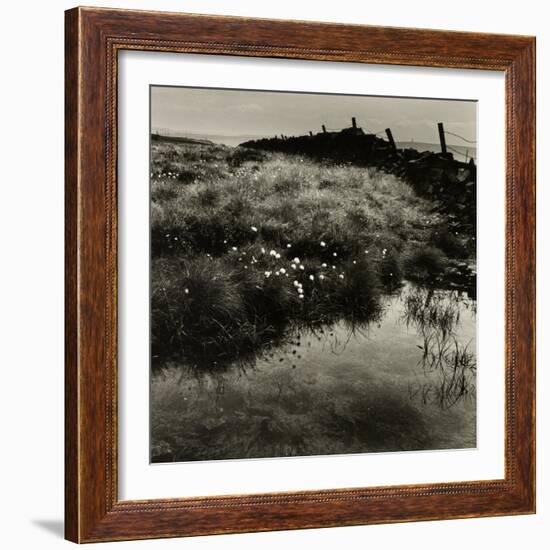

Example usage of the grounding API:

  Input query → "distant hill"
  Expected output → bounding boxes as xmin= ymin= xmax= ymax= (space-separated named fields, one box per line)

xmin=151 ymin=133 xmax=214 ymax=146
xmin=151 ymin=128 xmax=267 ymax=147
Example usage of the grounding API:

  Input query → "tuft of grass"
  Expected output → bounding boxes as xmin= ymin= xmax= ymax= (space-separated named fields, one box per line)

xmin=403 ymin=246 xmax=447 ymax=284
xmin=151 ymin=250 xmax=384 ymax=368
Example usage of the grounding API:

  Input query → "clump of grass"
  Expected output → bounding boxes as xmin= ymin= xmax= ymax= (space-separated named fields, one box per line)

xmin=196 ymin=185 xmax=220 ymax=207
xmin=403 ymin=246 xmax=447 ymax=284
xmin=402 ymin=287 xmax=461 ymax=339
xmin=378 ymin=251 xmax=403 ymax=291
xmin=152 ymin=249 xmax=385 ymax=367
xmin=226 ymin=147 xmax=267 ymax=167
xmin=151 ymin=256 xmax=247 ymax=362
xmin=334 ymin=259 xmax=382 ymax=322
xmin=430 ymin=226 xmax=470 ymax=259
xmin=410 ymin=335 xmax=476 ymax=409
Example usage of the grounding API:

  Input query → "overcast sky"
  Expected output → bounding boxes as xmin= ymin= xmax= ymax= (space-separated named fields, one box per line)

xmin=151 ymin=85 xmax=476 ymax=147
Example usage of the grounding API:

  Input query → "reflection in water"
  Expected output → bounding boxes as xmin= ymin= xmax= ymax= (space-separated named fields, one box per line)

xmin=402 ymin=287 xmax=476 ymax=409
xmin=151 ymin=283 xmax=476 ymax=463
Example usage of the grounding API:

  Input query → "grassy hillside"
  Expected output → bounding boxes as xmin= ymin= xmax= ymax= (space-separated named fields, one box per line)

xmin=150 ymin=140 xmax=473 ymax=370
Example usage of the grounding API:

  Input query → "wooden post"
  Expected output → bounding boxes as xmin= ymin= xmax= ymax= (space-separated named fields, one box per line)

xmin=352 ymin=117 xmax=357 ymax=129
xmin=322 ymin=125 xmax=327 ymax=134
xmin=309 ymin=131 xmax=313 ymax=137
xmin=385 ymin=128 xmax=397 ymax=155
xmin=437 ymin=122 xmax=447 ymax=154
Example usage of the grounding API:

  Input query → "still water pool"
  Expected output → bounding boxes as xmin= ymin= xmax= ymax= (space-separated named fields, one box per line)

xmin=151 ymin=284 xmax=476 ymax=462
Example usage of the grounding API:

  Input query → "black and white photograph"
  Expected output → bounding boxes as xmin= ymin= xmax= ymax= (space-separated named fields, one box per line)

xmin=149 ymin=86 xmax=478 ymax=463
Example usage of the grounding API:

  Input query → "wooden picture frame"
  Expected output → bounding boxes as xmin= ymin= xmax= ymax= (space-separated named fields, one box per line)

xmin=65 ymin=6 xmax=536 ymax=543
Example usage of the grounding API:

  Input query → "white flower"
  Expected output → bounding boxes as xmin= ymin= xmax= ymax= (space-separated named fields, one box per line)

xmin=298 ymin=294 xmax=304 ymax=299
xmin=319 ymin=274 xmax=325 ymax=280
xmin=184 ymin=288 xmax=189 ymax=294
xmin=251 ymin=226 xmax=258 ymax=232
xmin=275 ymin=253 xmax=281 ymax=259
xmin=264 ymin=271 xmax=271 ymax=278
xmin=291 ymin=264 xmax=297 ymax=270
xmin=269 ymin=250 xmax=277 ymax=256
xmin=333 ymin=252 xmax=337 ymax=257
xmin=297 ymin=288 xmax=303 ymax=294
xmin=293 ymin=280 xmax=300 ymax=287
xmin=293 ymin=257 xmax=301 ymax=264
xmin=320 ymin=241 xmax=326 ymax=247
xmin=232 ymin=246 xmax=237 ymax=251
xmin=299 ymin=265 xmax=305 ymax=270
xmin=365 ymin=250 xmax=369 ymax=254
xmin=353 ymin=260 xmax=357 ymax=264
xmin=322 ymin=263 xmax=327 ymax=268
xmin=279 ymin=268 xmax=286 ymax=275
xmin=309 ymin=275 xmax=314 ymax=281
xmin=339 ymin=274 xmax=344 ymax=279
xmin=287 ymin=244 xmax=292 ymax=248
xmin=261 ymin=248 xmax=266 ymax=254
xmin=332 ymin=265 xmax=336 ymax=270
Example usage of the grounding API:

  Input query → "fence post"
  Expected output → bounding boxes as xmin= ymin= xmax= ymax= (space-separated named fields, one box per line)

xmin=322 ymin=125 xmax=327 ymax=134
xmin=352 ymin=117 xmax=357 ymax=129
xmin=437 ymin=122 xmax=447 ymax=154
xmin=309 ymin=131 xmax=313 ymax=137
xmin=385 ymin=128 xmax=397 ymax=155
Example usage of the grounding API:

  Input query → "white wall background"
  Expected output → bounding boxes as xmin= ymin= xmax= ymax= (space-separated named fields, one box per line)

xmin=0 ymin=1 xmax=546 ymax=548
